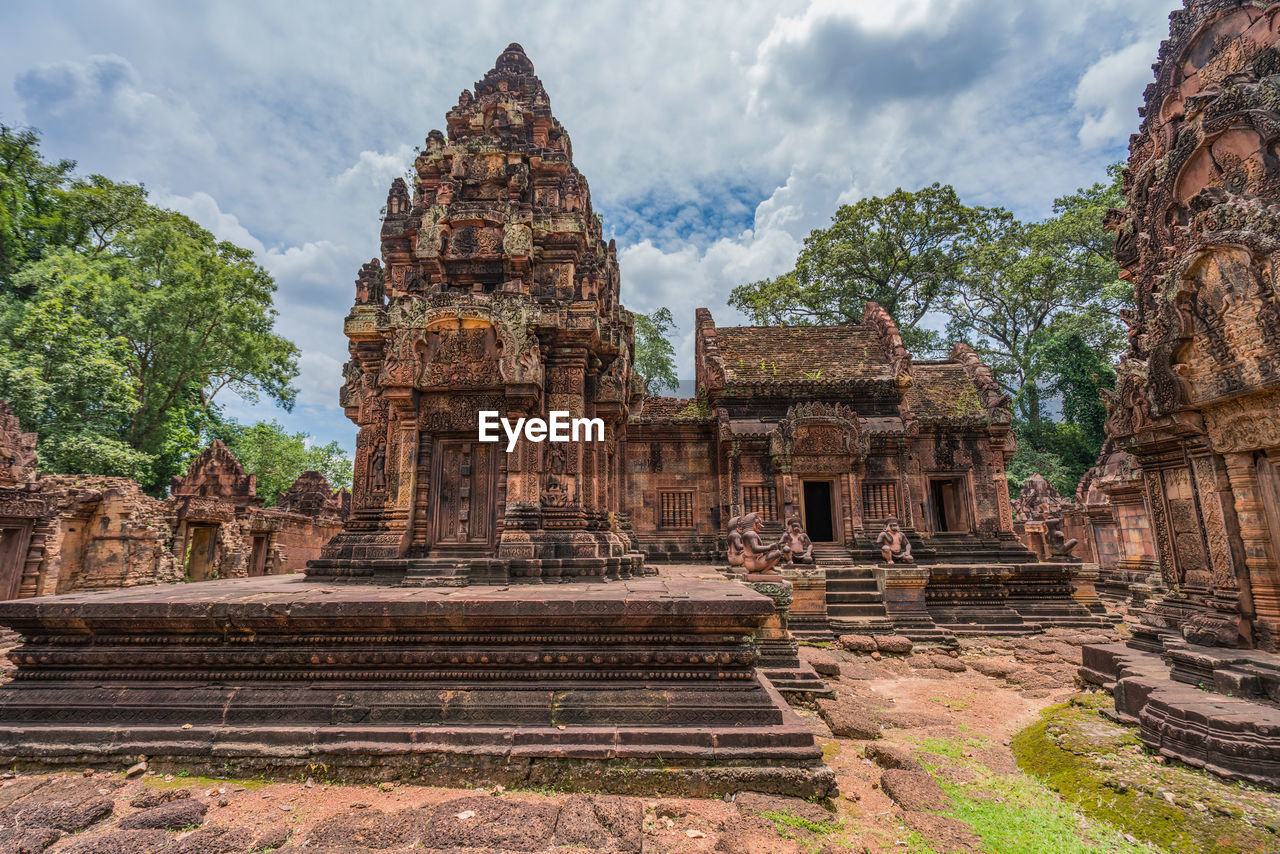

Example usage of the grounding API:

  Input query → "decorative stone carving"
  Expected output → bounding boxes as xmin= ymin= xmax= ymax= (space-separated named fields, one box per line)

xmin=0 ymin=400 xmax=37 ymax=488
xmin=316 ymin=43 xmax=643 ymax=580
xmin=740 ymin=512 xmax=785 ymax=574
xmin=783 ymin=515 xmax=813 ymax=564
xmin=877 ymin=518 xmax=914 ymax=564
xmin=726 ymin=515 xmax=745 ymax=567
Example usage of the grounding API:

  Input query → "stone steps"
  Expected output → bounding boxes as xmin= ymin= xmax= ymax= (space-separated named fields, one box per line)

xmin=822 ymin=559 xmax=891 ymax=629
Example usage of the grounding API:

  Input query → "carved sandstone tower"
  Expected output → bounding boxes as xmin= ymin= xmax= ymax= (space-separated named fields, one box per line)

xmin=315 ymin=44 xmax=643 ymax=583
xmin=1082 ymin=0 xmax=1280 ymax=787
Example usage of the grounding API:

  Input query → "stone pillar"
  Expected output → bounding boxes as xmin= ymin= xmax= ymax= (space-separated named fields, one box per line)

xmin=1071 ymin=562 xmax=1107 ymax=616
xmin=877 ymin=565 xmax=933 ymax=636
xmin=1223 ymin=452 xmax=1274 ymax=648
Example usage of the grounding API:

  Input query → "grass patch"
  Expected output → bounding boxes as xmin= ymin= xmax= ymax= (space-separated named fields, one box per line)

xmin=759 ymin=809 xmax=841 ymax=852
xmin=941 ymin=773 xmax=1158 ymax=854
xmin=904 ymin=735 xmax=1157 ymax=854
xmin=761 ymin=809 xmax=840 ymax=835
xmin=1012 ymin=695 xmax=1280 ymax=853
xmin=928 ymin=697 xmax=968 ymax=711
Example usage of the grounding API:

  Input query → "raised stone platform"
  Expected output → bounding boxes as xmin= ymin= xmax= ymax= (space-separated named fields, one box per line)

xmin=1081 ymin=642 xmax=1280 ymax=788
xmin=0 ymin=575 xmax=834 ymax=797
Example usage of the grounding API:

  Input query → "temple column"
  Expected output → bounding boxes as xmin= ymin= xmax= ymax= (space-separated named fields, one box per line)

xmin=1223 ymin=452 xmax=1276 ymax=648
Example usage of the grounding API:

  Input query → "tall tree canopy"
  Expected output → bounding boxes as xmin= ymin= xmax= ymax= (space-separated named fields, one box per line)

xmin=725 ymin=168 xmax=1128 ymax=498
xmin=728 ymin=183 xmax=1004 ymax=354
xmin=944 ymin=167 xmax=1129 ymax=495
xmin=633 ymin=307 xmax=680 ymax=395
xmin=0 ymin=123 xmax=303 ymax=494
xmin=213 ymin=419 xmax=352 ymax=506
xmin=945 ymin=166 xmax=1128 ymax=428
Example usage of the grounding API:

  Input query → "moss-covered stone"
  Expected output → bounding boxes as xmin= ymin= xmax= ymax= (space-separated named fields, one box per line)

xmin=1012 ymin=693 xmax=1280 ymax=853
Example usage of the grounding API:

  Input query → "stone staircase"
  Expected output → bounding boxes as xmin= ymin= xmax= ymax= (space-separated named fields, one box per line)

xmin=813 ymin=543 xmax=895 ymax=635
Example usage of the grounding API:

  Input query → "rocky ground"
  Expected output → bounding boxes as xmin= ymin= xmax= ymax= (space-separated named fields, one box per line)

xmin=0 ymin=587 xmax=1276 ymax=852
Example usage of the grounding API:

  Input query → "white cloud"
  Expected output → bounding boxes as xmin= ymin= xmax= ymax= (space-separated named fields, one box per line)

xmin=295 ymin=351 xmax=344 ymax=409
xmin=0 ymin=0 xmax=1181 ymax=414
xmin=1074 ymin=40 xmax=1160 ymax=148
xmin=13 ymin=53 xmax=215 ymax=174
xmin=337 ymin=144 xmax=417 ymax=193
xmin=154 ymin=191 xmax=267 ymax=256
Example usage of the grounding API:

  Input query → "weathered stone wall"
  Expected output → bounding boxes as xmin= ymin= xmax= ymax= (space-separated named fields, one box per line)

xmin=249 ymin=508 xmax=344 ymax=575
xmin=1101 ymin=0 xmax=1280 ymax=650
xmin=33 ymin=476 xmax=179 ymax=595
xmin=0 ymin=408 xmax=349 ymax=599
xmin=625 ymin=404 xmax=720 ymax=561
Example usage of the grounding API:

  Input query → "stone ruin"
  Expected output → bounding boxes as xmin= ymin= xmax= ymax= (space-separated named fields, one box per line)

xmin=4 ymin=11 xmax=1276 ymax=792
xmin=1012 ymin=474 xmax=1083 ymax=562
xmin=312 ymin=40 xmax=643 ymax=585
xmin=1079 ymin=0 xmax=1280 ymax=787
xmin=0 ymin=420 xmax=347 ymax=598
xmin=0 ymin=45 xmax=833 ymax=798
xmin=629 ymin=308 xmax=1107 ymax=643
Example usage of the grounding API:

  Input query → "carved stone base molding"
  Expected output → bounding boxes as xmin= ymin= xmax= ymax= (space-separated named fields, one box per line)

xmin=0 ymin=575 xmax=833 ymax=798
xmin=1081 ymin=642 xmax=1280 ymax=788
xmin=742 ymin=574 xmax=833 ymax=700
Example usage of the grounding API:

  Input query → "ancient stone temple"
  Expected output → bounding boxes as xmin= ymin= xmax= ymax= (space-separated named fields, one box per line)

xmin=1073 ymin=443 xmax=1163 ymax=602
xmin=1082 ymin=0 xmax=1280 ymax=786
xmin=0 ymin=46 xmax=831 ymax=797
xmin=630 ymin=307 xmax=1107 ymax=640
xmin=630 ymin=306 xmax=1022 ymax=561
xmin=312 ymin=42 xmax=642 ymax=584
xmin=0 ymin=410 xmax=347 ymax=596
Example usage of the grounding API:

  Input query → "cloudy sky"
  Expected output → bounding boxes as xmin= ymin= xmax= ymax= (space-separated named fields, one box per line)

xmin=0 ymin=0 xmax=1177 ymax=454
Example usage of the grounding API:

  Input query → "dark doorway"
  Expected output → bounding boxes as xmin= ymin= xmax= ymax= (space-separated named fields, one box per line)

xmin=929 ymin=478 xmax=969 ymax=533
xmin=802 ymin=481 xmax=835 ymax=542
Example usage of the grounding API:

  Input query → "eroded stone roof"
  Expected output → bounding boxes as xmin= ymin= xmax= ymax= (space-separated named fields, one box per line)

xmin=905 ymin=363 xmax=988 ymax=421
xmin=715 ymin=326 xmax=890 ymax=383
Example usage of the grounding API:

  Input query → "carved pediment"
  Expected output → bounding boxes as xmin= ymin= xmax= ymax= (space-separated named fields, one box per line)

xmin=770 ymin=402 xmax=868 ymax=461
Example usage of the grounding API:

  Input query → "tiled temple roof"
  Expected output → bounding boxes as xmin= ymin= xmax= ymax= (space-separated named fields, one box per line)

xmin=905 ymin=362 xmax=988 ymax=421
xmin=715 ymin=326 xmax=890 ymax=383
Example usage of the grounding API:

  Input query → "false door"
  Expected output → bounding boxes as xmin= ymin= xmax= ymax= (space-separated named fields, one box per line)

xmin=432 ymin=440 xmax=495 ymax=548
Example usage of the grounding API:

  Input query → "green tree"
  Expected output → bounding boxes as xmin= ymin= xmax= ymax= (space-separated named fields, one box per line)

xmin=729 ymin=184 xmax=1004 ymax=353
xmin=0 ymin=125 xmax=301 ymax=492
xmin=953 ymin=167 xmax=1129 ymax=497
xmin=214 ymin=420 xmax=352 ymax=505
xmin=1041 ymin=329 xmax=1115 ymax=449
xmin=0 ymin=124 xmax=76 ymax=289
xmin=1007 ymin=421 xmax=1099 ymax=499
xmin=0 ymin=256 xmax=152 ymax=480
xmin=946 ymin=171 xmax=1127 ymax=427
xmin=633 ymin=307 xmax=680 ymax=395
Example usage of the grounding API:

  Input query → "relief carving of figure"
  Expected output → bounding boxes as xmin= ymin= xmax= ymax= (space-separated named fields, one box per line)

xmin=371 ymin=443 xmax=387 ymax=492
xmin=783 ymin=515 xmax=814 ymax=564
xmin=1039 ymin=501 xmax=1080 ymax=560
xmin=741 ymin=512 xmax=786 ymax=574
xmin=726 ymin=516 xmax=744 ymax=567
xmin=877 ymin=517 xmax=914 ymax=564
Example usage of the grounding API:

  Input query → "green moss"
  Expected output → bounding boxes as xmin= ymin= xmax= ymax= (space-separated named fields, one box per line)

xmin=902 ymin=735 xmax=1156 ymax=854
xmin=1012 ymin=697 xmax=1280 ymax=853
xmin=759 ymin=809 xmax=842 ymax=853
xmin=139 ymin=772 xmax=272 ymax=791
